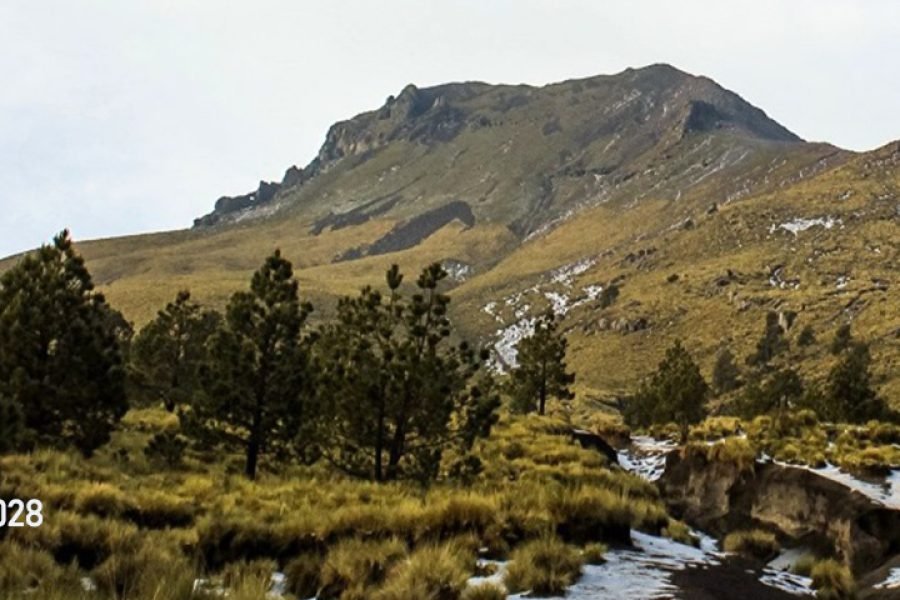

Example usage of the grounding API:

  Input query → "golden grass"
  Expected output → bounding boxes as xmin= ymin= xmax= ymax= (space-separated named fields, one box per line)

xmin=504 ymin=536 xmax=583 ymax=596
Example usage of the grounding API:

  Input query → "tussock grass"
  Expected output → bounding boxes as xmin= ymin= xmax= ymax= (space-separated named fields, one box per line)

xmin=504 ymin=536 xmax=583 ymax=596
xmin=319 ymin=537 xmax=407 ymax=600
xmin=0 ymin=411 xmax=670 ymax=598
xmin=723 ymin=529 xmax=780 ymax=562
xmin=581 ymin=542 xmax=607 ymax=565
xmin=810 ymin=559 xmax=855 ymax=599
xmin=462 ymin=581 xmax=508 ymax=600
xmin=374 ymin=542 xmax=473 ymax=600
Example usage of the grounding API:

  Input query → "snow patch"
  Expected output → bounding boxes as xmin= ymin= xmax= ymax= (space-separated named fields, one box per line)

xmin=618 ymin=436 xmax=677 ymax=482
xmin=770 ymin=216 xmax=841 ymax=236
xmin=771 ymin=460 xmax=900 ymax=510
xmin=874 ymin=568 xmax=900 ymax=590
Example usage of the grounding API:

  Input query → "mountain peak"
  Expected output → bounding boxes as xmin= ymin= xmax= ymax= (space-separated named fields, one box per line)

xmin=194 ymin=65 xmax=807 ymax=229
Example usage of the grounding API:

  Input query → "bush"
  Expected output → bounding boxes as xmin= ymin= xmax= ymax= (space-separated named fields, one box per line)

xmin=462 ymin=582 xmax=507 ymax=600
xmin=810 ymin=559 xmax=854 ymax=599
xmin=723 ymin=529 xmax=780 ymax=562
xmin=374 ymin=542 xmax=473 ymax=600
xmin=504 ymin=536 xmax=583 ymax=596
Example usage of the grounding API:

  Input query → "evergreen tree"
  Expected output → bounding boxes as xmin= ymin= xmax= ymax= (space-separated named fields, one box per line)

xmin=0 ymin=393 xmax=23 ymax=453
xmin=797 ymin=325 xmax=817 ymax=347
xmin=830 ymin=323 xmax=853 ymax=355
xmin=316 ymin=264 xmax=499 ymax=482
xmin=625 ymin=340 xmax=708 ymax=441
xmin=130 ymin=291 xmax=220 ymax=412
xmin=509 ymin=310 xmax=575 ymax=415
xmin=712 ymin=348 xmax=741 ymax=395
xmin=183 ymin=250 xmax=313 ymax=479
xmin=736 ymin=368 xmax=804 ymax=419
xmin=598 ymin=284 xmax=620 ymax=309
xmin=0 ymin=230 xmax=127 ymax=456
xmin=747 ymin=311 xmax=789 ymax=367
xmin=820 ymin=342 xmax=885 ymax=423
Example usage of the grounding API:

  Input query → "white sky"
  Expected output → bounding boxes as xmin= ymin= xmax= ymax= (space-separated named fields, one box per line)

xmin=2 ymin=0 xmax=899 ymax=258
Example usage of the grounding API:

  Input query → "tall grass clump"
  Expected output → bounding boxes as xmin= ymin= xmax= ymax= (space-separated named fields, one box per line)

xmin=504 ymin=536 xmax=583 ymax=596
xmin=374 ymin=542 xmax=473 ymax=600
xmin=318 ymin=537 xmax=407 ymax=600
xmin=722 ymin=529 xmax=780 ymax=562
xmin=810 ymin=559 xmax=855 ymax=599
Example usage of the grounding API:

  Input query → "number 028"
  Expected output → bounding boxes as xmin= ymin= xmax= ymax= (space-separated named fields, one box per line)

xmin=0 ymin=499 xmax=44 ymax=527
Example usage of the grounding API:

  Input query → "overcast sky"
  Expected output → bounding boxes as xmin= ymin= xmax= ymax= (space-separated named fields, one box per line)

xmin=2 ymin=1 xmax=899 ymax=258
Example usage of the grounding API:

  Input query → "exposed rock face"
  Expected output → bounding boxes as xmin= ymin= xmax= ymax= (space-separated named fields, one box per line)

xmin=660 ymin=450 xmax=900 ymax=574
xmin=193 ymin=180 xmax=281 ymax=227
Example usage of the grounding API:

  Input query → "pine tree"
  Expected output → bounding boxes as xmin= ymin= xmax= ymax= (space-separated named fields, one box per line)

xmin=797 ymin=325 xmax=816 ymax=347
xmin=316 ymin=264 xmax=499 ymax=482
xmin=625 ymin=340 xmax=708 ymax=441
xmin=182 ymin=250 xmax=313 ymax=479
xmin=712 ymin=348 xmax=741 ymax=395
xmin=130 ymin=291 xmax=220 ymax=412
xmin=509 ymin=310 xmax=575 ymax=416
xmin=821 ymin=342 xmax=885 ymax=423
xmin=0 ymin=393 xmax=23 ymax=453
xmin=736 ymin=368 xmax=804 ymax=419
xmin=747 ymin=311 xmax=789 ymax=367
xmin=830 ymin=323 xmax=853 ymax=355
xmin=0 ymin=230 xmax=127 ymax=456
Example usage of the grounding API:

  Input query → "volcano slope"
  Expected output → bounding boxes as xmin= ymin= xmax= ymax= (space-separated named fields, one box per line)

xmin=4 ymin=63 xmax=897 ymax=401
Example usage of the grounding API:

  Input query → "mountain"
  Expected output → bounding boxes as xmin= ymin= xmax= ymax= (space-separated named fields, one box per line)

xmin=4 ymin=64 xmax=898 ymax=401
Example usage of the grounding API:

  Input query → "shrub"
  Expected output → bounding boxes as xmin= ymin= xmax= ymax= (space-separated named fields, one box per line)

xmin=504 ymin=536 xmax=583 ymax=596
xmin=810 ymin=559 xmax=854 ymax=599
xmin=319 ymin=537 xmax=406 ymax=600
xmin=374 ymin=542 xmax=473 ymax=600
xmin=462 ymin=582 xmax=507 ymax=600
xmin=723 ymin=529 xmax=780 ymax=562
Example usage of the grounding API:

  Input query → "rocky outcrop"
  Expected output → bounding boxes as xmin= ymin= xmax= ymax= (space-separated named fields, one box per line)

xmin=660 ymin=449 xmax=900 ymax=574
xmin=193 ymin=180 xmax=281 ymax=228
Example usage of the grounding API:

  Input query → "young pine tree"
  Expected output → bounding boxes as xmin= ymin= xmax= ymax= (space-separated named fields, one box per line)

xmin=0 ymin=230 xmax=127 ymax=456
xmin=830 ymin=323 xmax=853 ymax=355
xmin=746 ymin=311 xmax=789 ymax=367
xmin=737 ymin=368 xmax=804 ymax=419
xmin=625 ymin=340 xmax=709 ymax=441
xmin=509 ymin=310 xmax=575 ymax=416
xmin=316 ymin=264 xmax=499 ymax=482
xmin=712 ymin=348 xmax=741 ymax=395
xmin=183 ymin=250 xmax=313 ymax=479
xmin=820 ymin=342 xmax=885 ymax=423
xmin=130 ymin=290 xmax=221 ymax=412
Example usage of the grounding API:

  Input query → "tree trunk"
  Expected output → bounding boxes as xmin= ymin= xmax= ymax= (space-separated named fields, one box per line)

xmin=246 ymin=435 xmax=259 ymax=480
